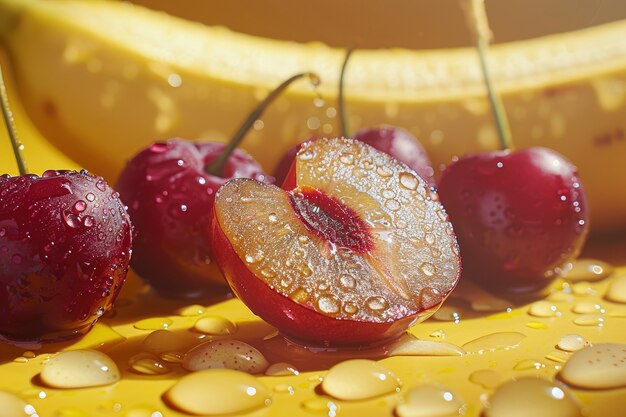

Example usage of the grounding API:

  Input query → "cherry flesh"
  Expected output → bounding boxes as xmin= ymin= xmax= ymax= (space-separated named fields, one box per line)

xmin=438 ymin=147 xmax=588 ymax=292
xmin=117 ymin=139 xmax=270 ymax=298
xmin=0 ymin=170 xmax=132 ymax=343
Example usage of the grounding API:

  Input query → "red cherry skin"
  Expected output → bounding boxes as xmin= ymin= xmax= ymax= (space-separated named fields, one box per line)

xmin=0 ymin=170 xmax=132 ymax=343
xmin=353 ymin=125 xmax=435 ymax=186
xmin=117 ymin=139 xmax=271 ymax=298
xmin=438 ymin=147 xmax=589 ymax=292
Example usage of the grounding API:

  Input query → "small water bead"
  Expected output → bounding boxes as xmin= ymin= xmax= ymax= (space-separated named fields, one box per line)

xmin=376 ymin=165 xmax=394 ymax=178
xmin=433 ymin=306 xmax=461 ymax=323
xmin=182 ymin=340 xmax=269 ymax=374
xmin=268 ymin=213 xmax=278 ymax=223
xmin=86 ymin=192 xmax=96 ymax=201
xmin=560 ymin=343 xmax=626 ymax=389
xmin=382 ymin=189 xmax=396 ymax=199
xmin=605 ymin=274 xmax=626 ymax=303
xmin=265 ymin=362 xmax=299 ymax=376
xmin=193 ymin=316 xmax=237 ymax=335
xmin=321 ymin=359 xmax=401 ymax=401
xmin=133 ymin=317 xmax=173 ymax=330
xmin=528 ymin=301 xmax=560 ymax=318
xmin=513 ymin=359 xmax=545 ymax=371
xmin=389 ymin=338 xmax=465 ymax=357
xmin=302 ymin=398 xmax=339 ymax=415
xmin=483 ymin=378 xmax=582 ymax=417
xmin=0 ymin=391 xmax=33 ymax=417
xmin=557 ymin=334 xmax=589 ymax=352
xmin=419 ymin=262 xmax=436 ymax=277
xmin=572 ymin=314 xmax=604 ymax=326
xmin=339 ymin=274 xmax=356 ymax=289
xmin=244 ymin=251 xmax=264 ymax=264
xmin=343 ymin=302 xmax=359 ymax=315
xmin=560 ymin=259 xmax=613 ymax=282
xmin=82 ymin=216 xmax=94 ymax=227
xmin=571 ymin=282 xmax=596 ymax=296
xmin=571 ymin=302 xmax=604 ymax=314
xmin=165 ymin=369 xmax=271 ymax=416
xmin=339 ymin=153 xmax=355 ymax=165
xmin=396 ymin=385 xmax=466 ymax=417
xmin=462 ymin=332 xmax=526 ymax=354
xmin=40 ymin=350 xmax=120 ymax=388
xmin=385 ymin=199 xmax=401 ymax=211
xmin=142 ymin=330 xmax=196 ymax=354
xmin=366 ymin=296 xmax=388 ymax=312
xmin=129 ymin=354 xmax=171 ymax=375
xmin=177 ymin=304 xmax=205 ymax=316
xmin=469 ymin=369 xmax=502 ymax=389
xmin=317 ymin=296 xmax=341 ymax=314
xmin=73 ymin=200 xmax=86 ymax=213
xmin=399 ymin=172 xmax=419 ymax=190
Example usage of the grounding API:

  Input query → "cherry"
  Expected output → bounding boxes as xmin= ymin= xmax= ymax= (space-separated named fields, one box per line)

xmin=273 ymin=49 xmax=435 ymax=186
xmin=117 ymin=72 xmax=320 ymax=298
xmin=0 ymin=67 xmax=132 ymax=343
xmin=437 ymin=0 xmax=589 ymax=292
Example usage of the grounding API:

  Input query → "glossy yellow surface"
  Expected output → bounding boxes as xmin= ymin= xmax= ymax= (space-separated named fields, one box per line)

xmin=1 ymin=5 xmax=626 ymax=417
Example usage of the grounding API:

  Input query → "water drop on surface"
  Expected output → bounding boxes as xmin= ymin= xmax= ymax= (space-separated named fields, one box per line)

xmin=73 ymin=200 xmax=86 ymax=213
xmin=462 ymin=332 xmax=526 ymax=354
xmin=133 ymin=317 xmax=173 ymax=330
xmin=557 ymin=334 xmax=588 ymax=352
xmin=339 ymin=274 xmax=356 ymax=289
xmin=193 ymin=316 xmax=237 ymax=335
xmin=165 ymin=369 xmax=271 ymax=415
xmin=177 ymin=304 xmax=205 ymax=316
xmin=0 ymin=390 xmax=32 ymax=417
xmin=561 ymin=259 xmax=613 ymax=282
xmin=317 ymin=296 xmax=341 ymax=314
xmin=142 ymin=329 xmax=195 ymax=354
xmin=40 ymin=350 xmax=120 ymax=388
xmin=183 ymin=340 xmax=269 ymax=374
xmin=399 ymin=172 xmax=419 ymax=190
xmin=528 ymin=301 xmax=559 ymax=317
xmin=396 ymin=384 xmax=466 ymax=417
xmin=129 ymin=354 xmax=171 ymax=375
xmin=571 ymin=301 xmax=604 ymax=314
xmin=513 ymin=359 xmax=544 ymax=371
xmin=389 ymin=338 xmax=465 ymax=357
xmin=62 ymin=210 xmax=81 ymax=229
xmin=572 ymin=314 xmax=604 ymax=326
xmin=483 ymin=378 xmax=582 ymax=417
xmin=322 ymin=359 xmax=400 ymax=400
xmin=605 ymin=274 xmax=626 ymax=303
xmin=560 ymin=343 xmax=626 ymax=389
xmin=86 ymin=192 xmax=96 ymax=202
xmin=366 ymin=296 xmax=388 ymax=312
xmin=265 ymin=362 xmax=299 ymax=376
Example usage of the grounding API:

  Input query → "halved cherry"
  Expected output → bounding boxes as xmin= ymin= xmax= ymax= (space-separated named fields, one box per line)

xmin=210 ymin=138 xmax=460 ymax=346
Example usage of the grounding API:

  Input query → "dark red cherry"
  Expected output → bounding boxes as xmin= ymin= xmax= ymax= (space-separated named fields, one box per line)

xmin=438 ymin=147 xmax=589 ymax=292
xmin=117 ymin=140 xmax=270 ymax=298
xmin=0 ymin=170 xmax=132 ymax=343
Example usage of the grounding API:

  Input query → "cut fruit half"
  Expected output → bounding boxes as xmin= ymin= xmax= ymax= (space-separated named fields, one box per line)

xmin=210 ymin=138 xmax=461 ymax=345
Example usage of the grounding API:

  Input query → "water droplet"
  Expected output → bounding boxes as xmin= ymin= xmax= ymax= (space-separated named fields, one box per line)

xmin=265 ymin=362 xmax=299 ymax=376
xmin=62 ymin=210 xmax=81 ymax=229
xmin=0 ymin=391 xmax=33 ymax=417
xmin=561 ymin=259 xmax=613 ymax=282
xmin=133 ymin=317 xmax=173 ymax=330
xmin=389 ymin=338 xmax=465 ymax=357
xmin=299 ymin=151 xmax=314 ymax=161
xmin=244 ymin=251 xmax=264 ymax=264
xmin=366 ymin=296 xmax=388 ymax=312
xmin=322 ymin=359 xmax=400 ymax=400
xmin=513 ymin=359 xmax=545 ymax=371
xmin=73 ymin=200 xmax=86 ymax=213
xmin=560 ymin=343 xmax=626 ymax=389
xmin=317 ymin=296 xmax=341 ymax=314
xmin=268 ymin=213 xmax=278 ymax=223
xmin=557 ymin=334 xmax=588 ymax=352
xmin=298 ymin=264 xmax=313 ymax=277
xmin=183 ymin=340 xmax=269 ymax=374
xmin=396 ymin=385 xmax=466 ymax=417
xmin=605 ymin=274 xmax=626 ymax=303
xmin=483 ymin=378 xmax=582 ymax=417
xmin=40 ymin=350 xmax=120 ymax=388
xmin=382 ymin=189 xmax=396 ymax=199
xmin=398 ymin=171 xmax=419 ymax=191
xmin=339 ymin=274 xmax=356 ymax=289
xmin=83 ymin=216 xmax=94 ymax=228
xmin=11 ymin=254 xmax=22 ymax=264
xmin=142 ymin=330 xmax=195 ymax=354
xmin=462 ymin=332 xmax=527 ymax=354
xmin=177 ymin=304 xmax=205 ymax=316
xmin=469 ymin=369 xmax=502 ymax=389
xmin=129 ymin=354 xmax=171 ymax=375
xmin=419 ymin=262 xmax=436 ymax=277
xmin=339 ymin=153 xmax=354 ymax=165
xmin=302 ymin=398 xmax=339 ymax=415
xmin=193 ymin=316 xmax=237 ymax=335
xmin=86 ymin=193 xmax=96 ymax=202
xmin=165 ymin=369 xmax=270 ymax=415
xmin=571 ymin=302 xmax=604 ymax=314
xmin=376 ymin=165 xmax=393 ymax=178
xmin=343 ymin=302 xmax=359 ymax=315
xmin=528 ymin=301 xmax=560 ymax=318
xmin=573 ymin=314 xmax=604 ymax=326
xmin=385 ymin=199 xmax=401 ymax=211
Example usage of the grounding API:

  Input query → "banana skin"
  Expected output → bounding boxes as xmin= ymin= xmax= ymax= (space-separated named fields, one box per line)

xmin=0 ymin=0 xmax=626 ymax=233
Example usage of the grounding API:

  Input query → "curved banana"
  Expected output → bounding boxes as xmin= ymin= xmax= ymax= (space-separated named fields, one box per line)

xmin=0 ymin=0 xmax=625 ymax=233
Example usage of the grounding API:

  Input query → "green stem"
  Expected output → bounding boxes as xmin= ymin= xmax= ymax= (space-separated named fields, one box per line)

xmin=475 ymin=37 xmax=512 ymax=151
xmin=464 ymin=0 xmax=513 ymax=151
xmin=338 ymin=47 xmax=354 ymax=138
xmin=0 ymin=65 xmax=28 ymax=175
xmin=205 ymin=72 xmax=320 ymax=177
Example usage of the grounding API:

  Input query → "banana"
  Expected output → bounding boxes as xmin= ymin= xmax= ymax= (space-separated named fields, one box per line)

xmin=0 ymin=0 xmax=625 ymax=233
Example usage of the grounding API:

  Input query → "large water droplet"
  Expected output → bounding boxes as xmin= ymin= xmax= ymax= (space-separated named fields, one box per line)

xmin=366 ymin=296 xmax=388 ymax=312
xmin=399 ymin=172 xmax=419 ymax=190
xmin=193 ymin=316 xmax=237 ymax=335
xmin=183 ymin=340 xmax=269 ymax=374
xmin=129 ymin=353 xmax=171 ymax=375
xmin=557 ymin=334 xmax=588 ymax=352
xmin=40 ymin=350 xmax=120 ymax=388
xmin=528 ymin=301 xmax=560 ymax=318
xmin=73 ymin=200 xmax=86 ymax=213
xmin=322 ymin=359 xmax=400 ymax=400
xmin=396 ymin=385 xmax=466 ymax=417
xmin=317 ymin=296 xmax=341 ymax=314
xmin=165 ymin=369 xmax=271 ymax=415
xmin=560 ymin=343 xmax=626 ymax=389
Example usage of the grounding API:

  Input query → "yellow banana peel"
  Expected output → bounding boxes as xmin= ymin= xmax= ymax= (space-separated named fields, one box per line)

xmin=0 ymin=0 xmax=625 ymax=233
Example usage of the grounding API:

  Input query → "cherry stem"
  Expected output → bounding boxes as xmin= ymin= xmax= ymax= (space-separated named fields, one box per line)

xmin=338 ymin=47 xmax=354 ymax=138
xmin=205 ymin=72 xmax=320 ymax=177
xmin=462 ymin=0 xmax=513 ymax=151
xmin=0 ymin=65 xmax=28 ymax=175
